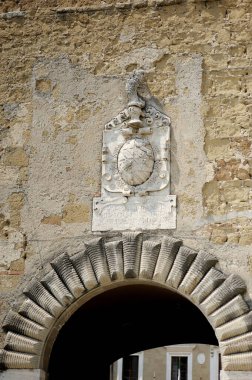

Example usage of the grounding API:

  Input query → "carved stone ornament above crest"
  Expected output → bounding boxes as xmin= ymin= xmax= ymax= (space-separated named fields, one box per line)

xmin=92 ymin=70 xmax=176 ymax=231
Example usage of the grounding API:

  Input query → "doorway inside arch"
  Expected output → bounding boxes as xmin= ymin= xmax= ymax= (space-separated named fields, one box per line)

xmin=47 ymin=284 xmax=218 ymax=380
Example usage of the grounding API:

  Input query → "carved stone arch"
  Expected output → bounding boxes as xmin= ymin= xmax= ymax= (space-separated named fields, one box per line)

xmin=1 ymin=232 xmax=252 ymax=374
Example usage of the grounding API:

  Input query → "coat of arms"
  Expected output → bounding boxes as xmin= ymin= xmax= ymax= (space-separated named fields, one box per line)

xmin=92 ymin=70 xmax=176 ymax=231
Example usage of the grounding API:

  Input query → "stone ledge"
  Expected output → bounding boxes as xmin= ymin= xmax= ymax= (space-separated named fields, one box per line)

xmin=220 ymin=370 xmax=252 ymax=380
xmin=0 ymin=369 xmax=46 ymax=380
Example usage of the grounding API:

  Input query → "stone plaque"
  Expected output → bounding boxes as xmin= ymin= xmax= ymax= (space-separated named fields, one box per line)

xmin=92 ymin=71 xmax=176 ymax=231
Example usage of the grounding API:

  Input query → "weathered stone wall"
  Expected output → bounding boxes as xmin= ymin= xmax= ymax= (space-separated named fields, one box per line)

xmin=0 ymin=0 xmax=252 ymax=348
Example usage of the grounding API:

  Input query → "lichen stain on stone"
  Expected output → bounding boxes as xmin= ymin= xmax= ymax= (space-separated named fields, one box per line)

xmin=41 ymin=215 xmax=62 ymax=226
xmin=62 ymin=203 xmax=90 ymax=223
xmin=3 ymin=147 xmax=28 ymax=167
xmin=35 ymin=79 xmax=52 ymax=94
xmin=9 ymin=257 xmax=25 ymax=272
xmin=76 ymin=105 xmax=91 ymax=121
xmin=66 ymin=135 xmax=77 ymax=145
xmin=7 ymin=192 xmax=24 ymax=229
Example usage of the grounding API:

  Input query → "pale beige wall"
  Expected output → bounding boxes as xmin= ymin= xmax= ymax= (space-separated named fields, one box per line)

xmin=192 ymin=344 xmax=211 ymax=380
xmin=143 ymin=347 xmax=166 ymax=380
xmin=0 ymin=0 xmax=252 ymax=348
xmin=112 ymin=344 xmax=217 ymax=380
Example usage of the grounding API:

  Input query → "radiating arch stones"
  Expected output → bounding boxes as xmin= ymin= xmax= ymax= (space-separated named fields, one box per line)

xmin=0 ymin=232 xmax=252 ymax=372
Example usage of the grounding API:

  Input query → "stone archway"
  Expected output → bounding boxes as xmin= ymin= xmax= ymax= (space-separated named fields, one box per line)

xmin=0 ymin=232 xmax=252 ymax=379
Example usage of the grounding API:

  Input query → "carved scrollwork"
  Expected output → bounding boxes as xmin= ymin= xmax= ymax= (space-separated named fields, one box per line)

xmin=92 ymin=70 xmax=176 ymax=231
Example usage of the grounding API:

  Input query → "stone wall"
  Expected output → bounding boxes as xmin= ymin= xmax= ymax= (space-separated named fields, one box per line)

xmin=0 ymin=0 xmax=252 ymax=348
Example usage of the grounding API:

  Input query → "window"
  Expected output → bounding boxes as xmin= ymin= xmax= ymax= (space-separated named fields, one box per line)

xmin=166 ymin=352 xmax=192 ymax=380
xmin=218 ymin=354 xmax=221 ymax=380
xmin=171 ymin=356 xmax=188 ymax=380
xmin=116 ymin=352 xmax=143 ymax=380
xmin=122 ymin=355 xmax=139 ymax=380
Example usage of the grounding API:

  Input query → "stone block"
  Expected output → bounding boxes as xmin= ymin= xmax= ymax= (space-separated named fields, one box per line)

xmin=220 ymin=370 xmax=252 ymax=380
xmin=0 ymin=369 xmax=46 ymax=380
xmin=3 ymin=148 xmax=28 ymax=168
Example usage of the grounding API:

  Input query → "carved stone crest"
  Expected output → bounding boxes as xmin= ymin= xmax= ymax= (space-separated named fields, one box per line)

xmin=117 ymin=137 xmax=154 ymax=186
xmin=92 ymin=71 xmax=176 ymax=231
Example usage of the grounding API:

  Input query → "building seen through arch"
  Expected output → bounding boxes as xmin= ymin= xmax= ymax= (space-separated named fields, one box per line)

xmin=112 ymin=344 xmax=220 ymax=380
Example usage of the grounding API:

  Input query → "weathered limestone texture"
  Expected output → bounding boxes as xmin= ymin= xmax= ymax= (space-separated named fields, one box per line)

xmin=25 ymin=58 xmax=126 ymax=240
xmin=0 ymin=0 xmax=251 ymax=376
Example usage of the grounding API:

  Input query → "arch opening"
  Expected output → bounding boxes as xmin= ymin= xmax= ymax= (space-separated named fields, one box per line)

xmin=1 ymin=232 xmax=252 ymax=376
xmin=48 ymin=283 xmax=218 ymax=380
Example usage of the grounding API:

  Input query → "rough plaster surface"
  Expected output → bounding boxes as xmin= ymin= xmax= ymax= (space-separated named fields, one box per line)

xmin=19 ymin=56 xmax=252 ymax=294
xmin=171 ymin=55 xmax=205 ymax=230
xmin=23 ymin=57 xmax=126 ymax=241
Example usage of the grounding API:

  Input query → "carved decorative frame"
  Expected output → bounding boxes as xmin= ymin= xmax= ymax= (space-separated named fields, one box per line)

xmin=92 ymin=70 xmax=176 ymax=231
xmin=0 ymin=232 xmax=252 ymax=372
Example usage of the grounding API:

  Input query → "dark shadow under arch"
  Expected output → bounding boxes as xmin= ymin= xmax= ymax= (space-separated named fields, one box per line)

xmin=48 ymin=283 xmax=218 ymax=380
